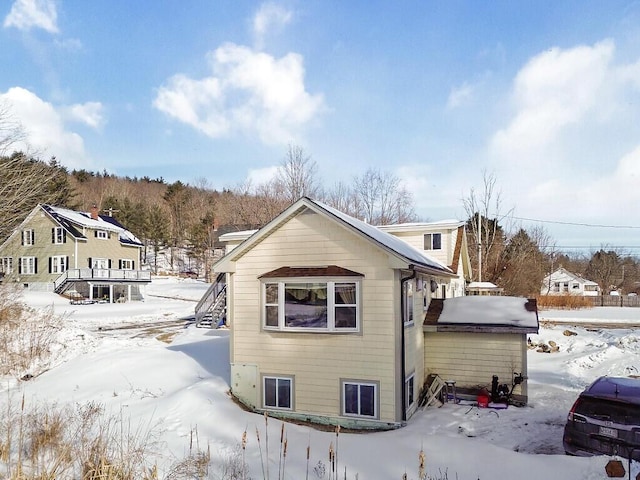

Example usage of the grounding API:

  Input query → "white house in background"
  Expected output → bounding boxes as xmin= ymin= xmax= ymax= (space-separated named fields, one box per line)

xmin=541 ymin=267 xmax=600 ymax=296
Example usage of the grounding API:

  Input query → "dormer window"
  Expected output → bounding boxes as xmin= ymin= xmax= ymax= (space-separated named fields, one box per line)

xmin=95 ymin=230 xmax=109 ymax=239
xmin=424 ymin=233 xmax=442 ymax=250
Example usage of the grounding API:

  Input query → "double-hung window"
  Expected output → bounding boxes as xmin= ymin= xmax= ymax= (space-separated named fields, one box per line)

xmin=52 ymin=227 xmax=66 ymax=244
xmin=22 ymin=229 xmax=35 ymax=246
xmin=20 ymin=257 xmax=37 ymax=275
xmin=342 ymin=380 xmax=378 ymax=418
xmin=263 ymin=376 xmax=292 ymax=410
xmin=263 ymin=279 xmax=359 ymax=332
xmin=424 ymin=233 xmax=442 ymax=250
xmin=0 ymin=257 xmax=13 ymax=274
xmin=50 ymin=255 xmax=68 ymax=274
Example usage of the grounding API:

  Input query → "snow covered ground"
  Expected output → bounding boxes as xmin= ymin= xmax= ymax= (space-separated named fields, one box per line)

xmin=4 ymin=279 xmax=640 ymax=479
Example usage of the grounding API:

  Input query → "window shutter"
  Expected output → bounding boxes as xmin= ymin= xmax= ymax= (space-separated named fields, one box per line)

xmin=108 ymin=259 xmax=112 ymax=269
xmin=51 ymin=228 xmax=55 ymax=244
xmin=66 ymin=256 xmax=69 ymax=270
xmin=132 ymin=261 xmax=135 ymax=270
xmin=21 ymin=232 xmax=24 ymax=246
xmin=88 ymin=257 xmax=92 ymax=268
xmin=49 ymin=257 xmax=52 ymax=274
xmin=118 ymin=259 xmax=122 ymax=269
xmin=18 ymin=259 xmax=22 ymax=274
xmin=63 ymin=231 xmax=67 ymax=243
xmin=34 ymin=258 xmax=38 ymax=274
xmin=31 ymin=231 xmax=35 ymax=244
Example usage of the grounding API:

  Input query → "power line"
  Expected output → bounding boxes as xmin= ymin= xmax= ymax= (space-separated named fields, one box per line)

xmin=506 ymin=215 xmax=640 ymax=230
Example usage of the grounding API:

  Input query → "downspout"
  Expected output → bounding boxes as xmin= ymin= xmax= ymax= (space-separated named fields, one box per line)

xmin=400 ymin=266 xmax=416 ymax=422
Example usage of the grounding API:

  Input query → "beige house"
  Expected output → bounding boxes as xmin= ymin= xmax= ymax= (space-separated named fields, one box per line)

xmin=377 ymin=220 xmax=472 ymax=299
xmin=0 ymin=204 xmax=150 ymax=301
xmin=198 ymin=197 xmax=536 ymax=428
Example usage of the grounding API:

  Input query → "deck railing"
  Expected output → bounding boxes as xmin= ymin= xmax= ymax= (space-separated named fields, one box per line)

xmin=54 ymin=269 xmax=151 ymax=291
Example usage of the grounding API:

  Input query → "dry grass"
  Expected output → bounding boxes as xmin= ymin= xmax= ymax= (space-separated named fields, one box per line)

xmin=536 ymin=294 xmax=594 ymax=310
xmin=0 ymin=284 xmax=62 ymax=378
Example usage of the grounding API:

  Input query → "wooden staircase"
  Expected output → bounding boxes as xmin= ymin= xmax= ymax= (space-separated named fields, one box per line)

xmin=194 ymin=273 xmax=227 ymax=328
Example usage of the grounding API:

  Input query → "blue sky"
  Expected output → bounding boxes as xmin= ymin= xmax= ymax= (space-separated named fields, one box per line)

xmin=2 ymin=0 xmax=640 ymax=254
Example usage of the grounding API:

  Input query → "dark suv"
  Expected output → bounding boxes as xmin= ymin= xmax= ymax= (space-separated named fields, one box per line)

xmin=563 ymin=376 xmax=640 ymax=460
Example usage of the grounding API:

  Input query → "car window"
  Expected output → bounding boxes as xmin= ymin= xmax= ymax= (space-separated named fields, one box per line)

xmin=576 ymin=397 xmax=640 ymax=425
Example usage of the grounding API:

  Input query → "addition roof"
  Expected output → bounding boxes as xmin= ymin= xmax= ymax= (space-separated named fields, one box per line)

xmin=424 ymin=296 xmax=539 ymax=334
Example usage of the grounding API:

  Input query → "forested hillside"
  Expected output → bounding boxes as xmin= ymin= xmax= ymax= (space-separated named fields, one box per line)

xmin=1 ymin=152 xmax=638 ymax=297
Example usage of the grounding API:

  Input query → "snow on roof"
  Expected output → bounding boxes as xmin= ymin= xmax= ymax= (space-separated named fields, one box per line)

xmin=467 ymin=281 xmax=502 ymax=289
xmin=439 ymin=296 xmax=538 ymax=329
xmin=45 ymin=205 xmax=143 ymax=246
xmin=218 ymin=229 xmax=257 ymax=242
xmin=313 ymin=199 xmax=452 ymax=274
xmin=377 ymin=219 xmax=464 ymax=232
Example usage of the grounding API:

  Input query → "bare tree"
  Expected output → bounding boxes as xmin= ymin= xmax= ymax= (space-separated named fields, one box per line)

xmin=0 ymin=101 xmax=26 ymax=156
xmin=275 ymin=144 xmax=320 ymax=203
xmin=463 ymin=170 xmax=512 ymax=282
xmin=0 ymin=154 xmax=75 ymax=241
xmin=351 ymin=168 xmax=416 ymax=225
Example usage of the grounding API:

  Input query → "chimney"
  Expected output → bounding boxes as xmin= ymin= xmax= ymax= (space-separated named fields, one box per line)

xmin=90 ymin=204 xmax=99 ymax=220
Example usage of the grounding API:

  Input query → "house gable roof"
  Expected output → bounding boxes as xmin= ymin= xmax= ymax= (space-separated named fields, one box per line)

xmin=424 ymin=296 xmax=539 ymax=334
xmin=545 ymin=267 xmax=598 ymax=286
xmin=215 ymin=197 xmax=455 ymax=277
xmin=42 ymin=204 xmax=143 ymax=247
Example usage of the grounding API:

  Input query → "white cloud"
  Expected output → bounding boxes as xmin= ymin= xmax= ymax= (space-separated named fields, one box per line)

xmin=247 ymin=165 xmax=279 ymax=186
xmin=0 ymin=87 xmax=91 ymax=168
xmin=482 ymin=39 xmax=640 ymax=230
xmin=446 ymin=82 xmax=474 ymax=109
xmin=154 ymin=42 xmax=326 ymax=145
xmin=490 ymin=40 xmax=614 ymax=164
xmin=3 ymin=0 xmax=58 ymax=33
xmin=63 ymin=102 xmax=105 ymax=129
xmin=253 ymin=2 xmax=292 ymax=49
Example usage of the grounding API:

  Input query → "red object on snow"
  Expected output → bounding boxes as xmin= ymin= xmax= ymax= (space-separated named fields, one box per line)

xmin=477 ymin=394 xmax=489 ymax=408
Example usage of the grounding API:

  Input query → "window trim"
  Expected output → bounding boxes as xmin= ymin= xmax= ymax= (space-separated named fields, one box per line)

xmin=262 ymin=277 xmax=361 ymax=333
xmin=405 ymin=373 xmax=415 ymax=410
xmin=22 ymin=229 xmax=35 ymax=246
xmin=424 ymin=233 xmax=442 ymax=250
xmin=20 ymin=256 xmax=37 ymax=275
xmin=0 ymin=257 xmax=13 ymax=274
xmin=119 ymin=259 xmax=134 ymax=270
xmin=403 ymin=279 xmax=414 ymax=326
xmin=52 ymin=227 xmax=66 ymax=244
xmin=50 ymin=255 xmax=68 ymax=274
xmin=341 ymin=379 xmax=379 ymax=419
xmin=95 ymin=230 xmax=109 ymax=239
xmin=262 ymin=375 xmax=293 ymax=411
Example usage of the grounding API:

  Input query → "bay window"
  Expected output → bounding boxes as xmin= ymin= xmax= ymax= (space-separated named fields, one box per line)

xmin=262 ymin=279 xmax=360 ymax=332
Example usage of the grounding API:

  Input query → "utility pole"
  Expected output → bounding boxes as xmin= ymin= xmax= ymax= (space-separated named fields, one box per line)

xmin=477 ymin=212 xmax=482 ymax=283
